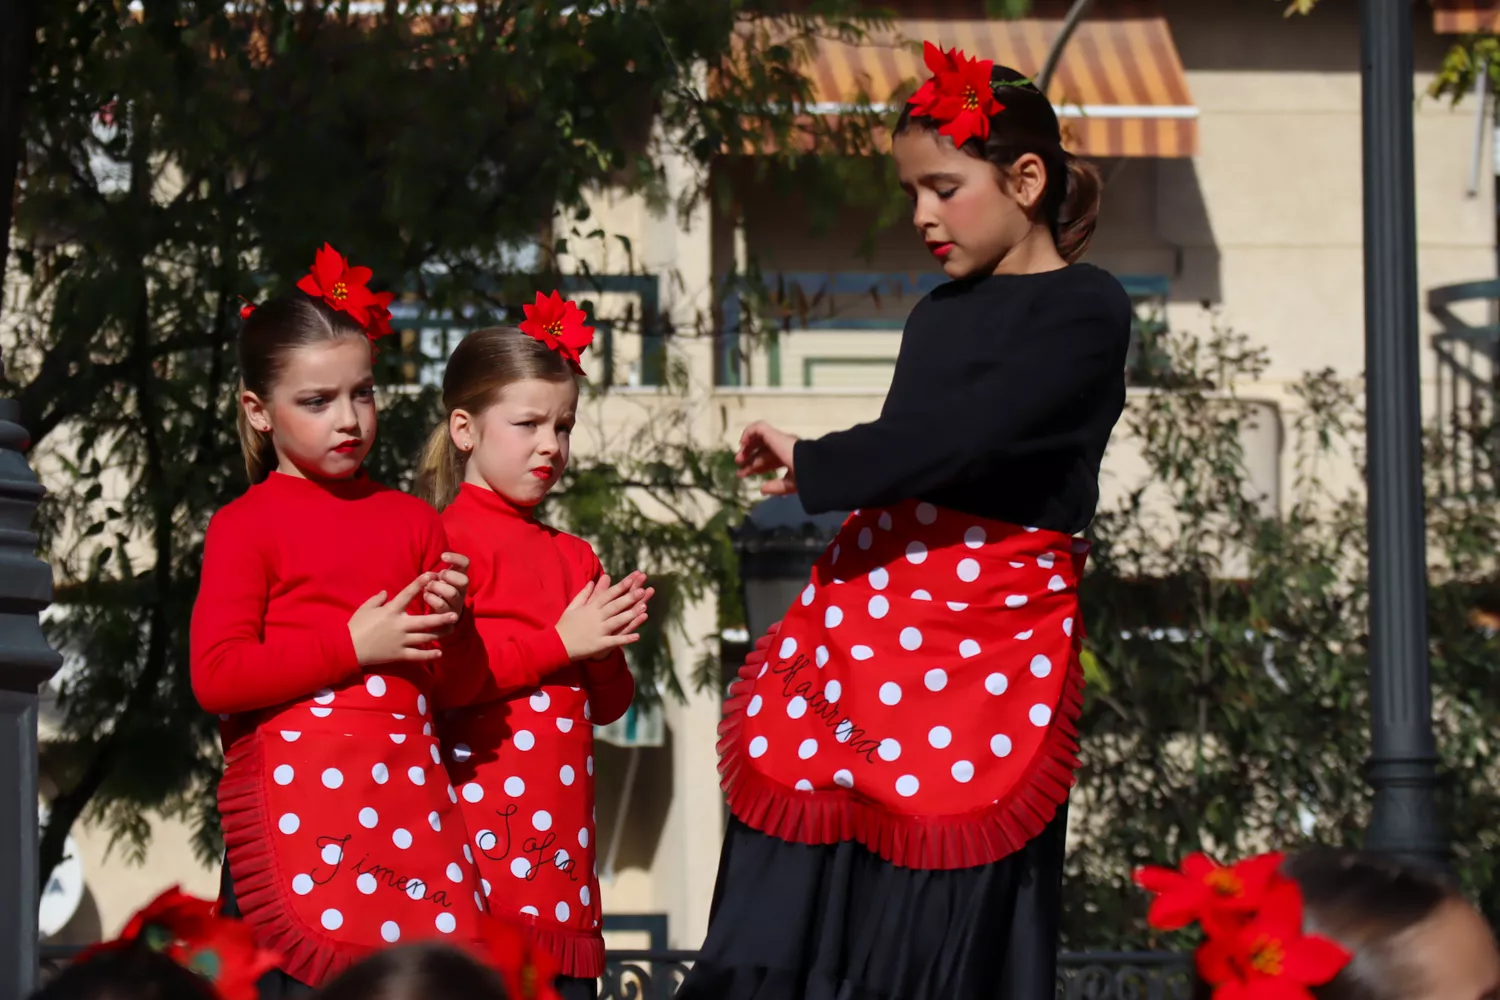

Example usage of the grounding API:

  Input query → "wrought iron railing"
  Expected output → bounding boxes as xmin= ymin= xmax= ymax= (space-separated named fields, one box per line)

xmin=39 ymin=945 xmax=1191 ymax=999
xmin=1428 ymin=278 xmax=1500 ymax=497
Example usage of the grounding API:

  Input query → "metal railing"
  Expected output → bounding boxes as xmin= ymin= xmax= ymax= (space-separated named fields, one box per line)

xmin=1429 ymin=277 xmax=1500 ymax=497
xmin=716 ymin=272 xmax=1176 ymax=389
xmin=40 ymin=945 xmax=1191 ymax=1000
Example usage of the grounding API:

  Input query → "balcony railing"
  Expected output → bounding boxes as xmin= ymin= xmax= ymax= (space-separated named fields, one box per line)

xmin=39 ymin=945 xmax=1192 ymax=1000
xmin=1429 ymin=277 xmax=1500 ymax=497
xmin=717 ymin=272 xmax=1174 ymax=390
xmin=389 ymin=273 xmax=667 ymax=391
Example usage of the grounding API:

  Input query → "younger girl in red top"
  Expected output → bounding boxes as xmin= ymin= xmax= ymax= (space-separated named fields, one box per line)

xmin=415 ymin=297 xmax=651 ymax=1000
xmin=191 ymin=245 xmax=508 ymax=992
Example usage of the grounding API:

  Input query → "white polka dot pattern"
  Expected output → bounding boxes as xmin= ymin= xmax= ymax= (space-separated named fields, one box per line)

xmin=440 ymin=668 xmax=609 ymax=950
xmin=726 ymin=498 xmax=1088 ymax=843
xmin=239 ymin=670 xmax=492 ymax=959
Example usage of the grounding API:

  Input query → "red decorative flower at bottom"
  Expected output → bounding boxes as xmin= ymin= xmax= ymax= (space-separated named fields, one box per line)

xmin=75 ymin=887 xmax=278 ymax=1000
xmin=1134 ymin=852 xmax=1284 ymax=935
xmin=518 ymin=290 xmax=594 ymax=374
xmin=474 ymin=917 xmax=563 ymax=1000
xmin=1196 ymin=881 xmax=1351 ymax=1000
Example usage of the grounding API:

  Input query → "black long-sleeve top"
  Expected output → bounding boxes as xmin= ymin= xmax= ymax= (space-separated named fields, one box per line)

xmin=793 ymin=264 xmax=1133 ymax=535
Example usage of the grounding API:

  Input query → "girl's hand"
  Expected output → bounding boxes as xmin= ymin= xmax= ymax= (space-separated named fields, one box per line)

xmin=736 ymin=421 xmax=799 ymax=496
xmin=422 ymin=552 xmax=471 ymax=636
xmin=589 ymin=571 xmax=653 ymax=661
xmin=349 ymin=574 xmax=459 ymax=665
xmin=555 ymin=573 xmax=650 ymax=662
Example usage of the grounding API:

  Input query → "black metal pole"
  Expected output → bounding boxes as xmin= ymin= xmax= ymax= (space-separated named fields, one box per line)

xmin=0 ymin=389 xmax=61 ymax=1000
xmin=1359 ymin=0 xmax=1447 ymax=866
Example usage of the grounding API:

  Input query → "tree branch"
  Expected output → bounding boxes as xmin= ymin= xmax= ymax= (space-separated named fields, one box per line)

xmin=38 ymin=114 xmax=179 ymax=891
xmin=1036 ymin=0 xmax=1094 ymax=95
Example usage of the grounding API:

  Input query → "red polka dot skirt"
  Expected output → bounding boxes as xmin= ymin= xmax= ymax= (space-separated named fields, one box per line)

xmin=219 ymin=673 xmax=500 ymax=986
xmin=718 ymin=499 xmax=1089 ymax=871
xmin=442 ymin=669 xmax=605 ymax=978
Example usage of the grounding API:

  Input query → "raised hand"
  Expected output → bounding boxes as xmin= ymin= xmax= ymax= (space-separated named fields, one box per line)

xmin=598 ymin=570 xmax=653 ymax=660
xmin=555 ymin=573 xmax=650 ymax=662
xmin=422 ymin=552 xmax=471 ymax=636
xmin=348 ymin=574 xmax=459 ymax=665
xmin=736 ymin=420 xmax=799 ymax=496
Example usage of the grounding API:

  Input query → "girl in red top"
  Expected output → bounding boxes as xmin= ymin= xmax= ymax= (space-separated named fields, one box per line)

xmin=191 ymin=245 xmax=509 ymax=993
xmin=415 ymin=296 xmax=651 ymax=1000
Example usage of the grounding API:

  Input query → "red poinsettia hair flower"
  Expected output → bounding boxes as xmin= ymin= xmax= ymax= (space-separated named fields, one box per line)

xmin=1196 ymin=879 xmax=1351 ymax=1000
xmin=75 ymin=887 xmax=278 ymax=1000
xmin=518 ymin=290 xmax=594 ymax=375
xmin=906 ymin=41 xmax=1004 ymax=149
xmin=366 ymin=289 xmax=397 ymax=339
xmin=295 ymin=243 xmax=395 ymax=341
xmin=1135 ymin=852 xmax=1285 ymax=935
xmin=238 ymin=297 xmax=257 ymax=320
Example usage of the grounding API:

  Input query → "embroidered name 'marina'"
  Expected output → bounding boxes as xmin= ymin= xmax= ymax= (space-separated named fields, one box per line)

xmin=769 ymin=653 xmax=887 ymax=764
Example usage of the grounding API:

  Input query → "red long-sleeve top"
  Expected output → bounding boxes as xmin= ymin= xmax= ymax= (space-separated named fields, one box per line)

xmin=191 ymin=472 xmax=487 ymax=732
xmin=188 ymin=472 xmax=504 ymax=980
xmin=439 ymin=482 xmax=634 ymax=978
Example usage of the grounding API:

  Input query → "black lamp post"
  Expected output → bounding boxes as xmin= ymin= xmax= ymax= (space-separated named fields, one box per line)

xmin=731 ymin=495 xmax=846 ymax=654
xmin=0 ymin=380 xmax=62 ymax=1000
xmin=1359 ymin=0 xmax=1446 ymax=866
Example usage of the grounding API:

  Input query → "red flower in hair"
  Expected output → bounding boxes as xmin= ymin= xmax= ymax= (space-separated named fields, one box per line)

xmin=75 ymin=887 xmax=277 ymax=1000
xmin=518 ymin=290 xmax=594 ymax=374
xmin=906 ymin=42 xmax=1003 ymax=148
xmin=366 ymin=290 xmax=397 ymax=339
xmin=1135 ymin=852 xmax=1284 ymax=935
xmin=238 ymin=298 xmax=256 ymax=320
xmin=1196 ymin=879 xmax=1351 ymax=1000
xmin=295 ymin=243 xmax=394 ymax=340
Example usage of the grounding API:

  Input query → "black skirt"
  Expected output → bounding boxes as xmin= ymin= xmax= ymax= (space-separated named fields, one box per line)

xmin=674 ymin=805 xmax=1067 ymax=1000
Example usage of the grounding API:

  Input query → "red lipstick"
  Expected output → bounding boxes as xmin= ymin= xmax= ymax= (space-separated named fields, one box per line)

xmin=530 ymin=467 xmax=553 ymax=480
xmin=333 ymin=441 xmax=359 ymax=454
xmin=927 ymin=242 xmax=954 ymax=258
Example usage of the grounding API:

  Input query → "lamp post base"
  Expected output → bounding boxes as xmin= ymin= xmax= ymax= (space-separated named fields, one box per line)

xmin=0 ymin=397 xmax=62 ymax=1000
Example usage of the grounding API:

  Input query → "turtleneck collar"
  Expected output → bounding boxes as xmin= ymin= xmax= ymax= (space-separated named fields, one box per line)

xmin=266 ymin=469 xmax=381 ymax=501
xmin=455 ymin=481 xmax=538 ymax=520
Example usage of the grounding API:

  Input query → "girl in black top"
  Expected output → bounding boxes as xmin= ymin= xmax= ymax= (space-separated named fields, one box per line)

xmin=675 ymin=47 xmax=1132 ymax=1000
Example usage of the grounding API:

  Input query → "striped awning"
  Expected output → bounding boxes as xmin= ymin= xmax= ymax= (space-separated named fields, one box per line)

xmin=1433 ymin=0 xmax=1500 ymax=33
xmin=790 ymin=5 xmax=1197 ymax=158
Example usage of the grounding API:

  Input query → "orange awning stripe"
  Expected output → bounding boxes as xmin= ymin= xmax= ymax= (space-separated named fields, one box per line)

xmin=780 ymin=6 xmax=1197 ymax=158
xmin=1433 ymin=0 xmax=1500 ymax=33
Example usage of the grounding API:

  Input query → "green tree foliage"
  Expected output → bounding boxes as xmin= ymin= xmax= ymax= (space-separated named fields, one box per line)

xmin=5 ymin=0 xmax=892 ymax=888
xmin=1064 ymin=321 xmax=1500 ymax=948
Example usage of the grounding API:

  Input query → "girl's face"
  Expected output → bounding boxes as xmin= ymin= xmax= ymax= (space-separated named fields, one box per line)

xmin=892 ymin=127 xmax=1052 ymax=279
xmin=241 ymin=337 xmax=377 ymax=481
xmin=453 ymin=377 xmax=578 ymax=507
